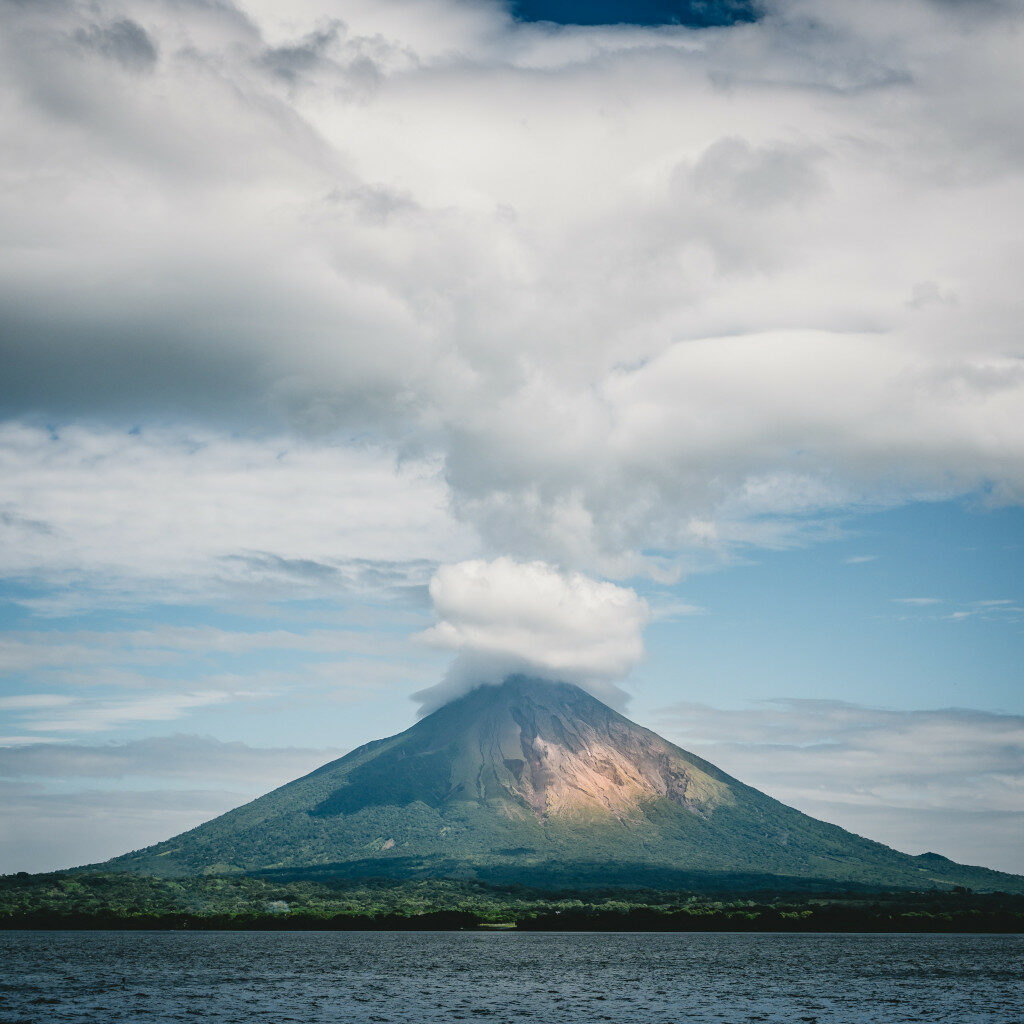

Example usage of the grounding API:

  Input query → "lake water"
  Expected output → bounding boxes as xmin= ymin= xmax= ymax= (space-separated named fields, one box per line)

xmin=0 ymin=931 xmax=1021 ymax=1023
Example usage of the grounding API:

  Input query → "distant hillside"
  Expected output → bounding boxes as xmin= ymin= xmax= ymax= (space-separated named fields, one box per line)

xmin=95 ymin=677 xmax=1024 ymax=894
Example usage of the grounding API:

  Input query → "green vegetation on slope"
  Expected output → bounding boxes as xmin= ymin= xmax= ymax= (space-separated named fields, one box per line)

xmin=92 ymin=679 xmax=1024 ymax=893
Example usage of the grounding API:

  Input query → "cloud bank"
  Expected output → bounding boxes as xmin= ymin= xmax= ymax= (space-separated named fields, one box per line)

xmin=415 ymin=558 xmax=649 ymax=710
xmin=0 ymin=423 xmax=472 ymax=606
xmin=0 ymin=735 xmax=341 ymax=872
xmin=657 ymin=699 xmax=1024 ymax=873
xmin=0 ymin=0 xmax=1022 ymax=586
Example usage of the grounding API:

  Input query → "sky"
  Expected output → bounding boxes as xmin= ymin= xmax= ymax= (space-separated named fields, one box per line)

xmin=0 ymin=0 xmax=1022 ymax=875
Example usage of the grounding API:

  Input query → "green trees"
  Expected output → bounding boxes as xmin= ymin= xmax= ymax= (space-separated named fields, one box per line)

xmin=1 ymin=871 xmax=1022 ymax=931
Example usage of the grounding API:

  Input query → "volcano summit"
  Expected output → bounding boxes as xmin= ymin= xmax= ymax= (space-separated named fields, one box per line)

xmin=102 ymin=677 xmax=1023 ymax=893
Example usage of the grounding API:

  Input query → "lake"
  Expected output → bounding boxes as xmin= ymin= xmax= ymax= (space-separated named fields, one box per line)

xmin=0 ymin=931 xmax=1021 ymax=1023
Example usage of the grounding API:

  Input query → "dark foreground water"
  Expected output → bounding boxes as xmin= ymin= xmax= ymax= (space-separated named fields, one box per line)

xmin=1 ymin=931 xmax=1021 ymax=1023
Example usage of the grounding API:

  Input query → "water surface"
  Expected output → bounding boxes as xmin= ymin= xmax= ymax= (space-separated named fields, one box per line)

xmin=1 ymin=931 xmax=1021 ymax=1023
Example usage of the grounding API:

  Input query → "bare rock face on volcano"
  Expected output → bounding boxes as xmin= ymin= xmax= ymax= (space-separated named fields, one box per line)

xmin=100 ymin=676 xmax=1024 ymax=893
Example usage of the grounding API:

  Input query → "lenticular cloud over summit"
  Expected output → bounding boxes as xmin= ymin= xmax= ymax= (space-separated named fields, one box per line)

xmin=415 ymin=559 xmax=649 ymax=712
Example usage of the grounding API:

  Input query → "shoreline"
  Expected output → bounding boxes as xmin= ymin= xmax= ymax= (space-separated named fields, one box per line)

xmin=4 ymin=917 xmax=1023 ymax=933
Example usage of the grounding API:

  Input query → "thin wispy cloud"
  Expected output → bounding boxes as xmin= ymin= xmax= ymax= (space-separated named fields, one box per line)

xmin=891 ymin=596 xmax=1022 ymax=622
xmin=16 ymin=692 xmax=242 ymax=734
xmin=0 ymin=783 xmax=263 ymax=873
xmin=657 ymin=699 xmax=1024 ymax=873
xmin=0 ymin=735 xmax=340 ymax=783
xmin=0 ymin=736 xmax=345 ymax=871
xmin=0 ymin=695 xmax=76 ymax=711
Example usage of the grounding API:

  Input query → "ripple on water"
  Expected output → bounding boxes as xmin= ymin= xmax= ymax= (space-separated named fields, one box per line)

xmin=0 ymin=931 xmax=1022 ymax=1024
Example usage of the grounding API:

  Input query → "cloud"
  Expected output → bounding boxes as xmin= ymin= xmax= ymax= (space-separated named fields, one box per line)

xmin=0 ymin=735 xmax=345 ymax=871
xmin=414 ymin=558 xmax=649 ymax=710
xmin=3 ymin=691 xmax=242 ymax=734
xmin=890 ymin=596 xmax=1022 ymax=622
xmin=0 ymin=783 xmax=252 ymax=873
xmin=844 ymin=555 xmax=877 ymax=564
xmin=0 ymin=734 xmax=338 ymax=782
xmin=0 ymin=618 xmax=443 ymax=746
xmin=0 ymin=625 xmax=410 ymax=674
xmin=655 ymin=699 xmax=1024 ymax=873
xmin=74 ymin=18 xmax=158 ymax=72
xmin=0 ymin=423 xmax=475 ymax=605
xmin=0 ymin=695 xmax=76 ymax=711
xmin=0 ymin=0 xmax=1022 ymax=580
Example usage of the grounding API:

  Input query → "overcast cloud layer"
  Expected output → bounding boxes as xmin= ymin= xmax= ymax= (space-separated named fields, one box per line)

xmin=1 ymin=0 xmax=1023 ymax=585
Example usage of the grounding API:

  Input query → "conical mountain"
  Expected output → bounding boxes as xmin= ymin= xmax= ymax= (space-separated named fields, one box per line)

xmin=102 ymin=677 xmax=1024 ymax=892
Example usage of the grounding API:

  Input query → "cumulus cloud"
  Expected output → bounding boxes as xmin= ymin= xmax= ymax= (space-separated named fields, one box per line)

xmin=656 ymin=699 xmax=1024 ymax=873
xmin=0 ymin=0 xmax=1022 ymax=582
xmin=414 ymin=558 xmax=650 ymax=710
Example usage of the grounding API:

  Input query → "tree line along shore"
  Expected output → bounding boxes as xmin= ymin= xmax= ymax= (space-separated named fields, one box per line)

xmin=2 ymin=872 xmax=1022 ymax=932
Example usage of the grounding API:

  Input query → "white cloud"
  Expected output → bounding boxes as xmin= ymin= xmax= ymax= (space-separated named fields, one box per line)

xmin=890 ymin=596 xmax=1022 ymax=622
xmin=415 ymin=557 xmax=650 ymax=709
xmin=0 ymin=734 xmax=339 ymax=783
xmin=0 ymin=620 xmax=443 ymax=746
xmin=0 ymin=0 xmax=1022 ymax=581
xmin=6 ymin=691 xmax=242 ymax=734
xmin=0 ymin=625 xmax=411 ymax=674
xmin=0 ymin=423 xmax=475 ymax=604
xmin=0 ymin=694 xmax=76 ymax=710
xmin=656 ymin=699 xmax=1024 ymax=873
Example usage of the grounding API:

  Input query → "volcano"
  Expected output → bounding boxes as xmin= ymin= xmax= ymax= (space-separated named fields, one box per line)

xmin=101 ymin=676 xmax=1023 ymax=892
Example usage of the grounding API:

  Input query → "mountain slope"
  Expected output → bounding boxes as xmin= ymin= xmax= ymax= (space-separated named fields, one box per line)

xmin=99 ymin=677 xmax=1024 ymax=893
